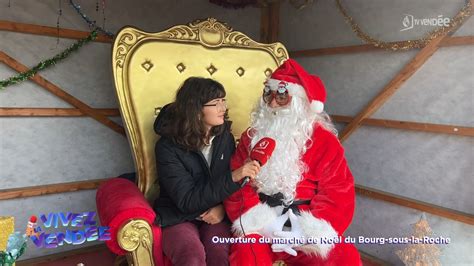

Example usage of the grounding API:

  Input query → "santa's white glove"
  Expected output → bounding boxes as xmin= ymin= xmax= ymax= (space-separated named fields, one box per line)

xmin=271 ymin=209 xmax=305 ymax=256
xmin=261 ymin=211 xmax=289 ymax=240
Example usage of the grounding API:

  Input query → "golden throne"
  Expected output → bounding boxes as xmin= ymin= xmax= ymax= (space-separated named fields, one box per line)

xmin=102 ymin=18 xmax=288 ymax=265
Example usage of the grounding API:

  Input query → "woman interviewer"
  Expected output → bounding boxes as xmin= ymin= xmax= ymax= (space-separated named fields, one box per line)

xmin=153 ymin=77 xmax=260 ymax=266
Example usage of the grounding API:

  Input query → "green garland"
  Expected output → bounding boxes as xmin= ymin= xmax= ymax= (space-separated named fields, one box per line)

xmin=0 ymin=242 xmax=27 ymax=265
xmin=0 ymin=30 xmax=98 ymax=89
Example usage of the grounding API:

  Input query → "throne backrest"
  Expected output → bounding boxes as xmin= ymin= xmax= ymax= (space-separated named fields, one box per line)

xmin=112 ymin=18 xmax=288 ymax=196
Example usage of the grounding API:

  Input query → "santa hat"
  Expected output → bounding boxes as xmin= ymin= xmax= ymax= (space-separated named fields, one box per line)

xmin=266 ymin=59 xmax=326 ymax=113
xmin=27 ymin=215 xmax=37 ymax=227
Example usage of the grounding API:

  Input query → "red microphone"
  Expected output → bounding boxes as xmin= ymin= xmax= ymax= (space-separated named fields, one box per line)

xmin=241 ymin=137 xmax=276 ymax=187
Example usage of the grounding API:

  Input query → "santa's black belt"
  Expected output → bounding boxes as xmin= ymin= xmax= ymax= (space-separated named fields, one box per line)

xmin=258 ymin=192 xmax=310 ymax=227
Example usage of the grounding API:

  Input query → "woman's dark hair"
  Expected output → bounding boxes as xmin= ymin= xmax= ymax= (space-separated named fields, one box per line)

xmin=161 ymin=77 xmax=229 ymax=151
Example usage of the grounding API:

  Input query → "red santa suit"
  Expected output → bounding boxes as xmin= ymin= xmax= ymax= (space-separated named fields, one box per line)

xmin=223 ymin=59 xmax=361 ymax=265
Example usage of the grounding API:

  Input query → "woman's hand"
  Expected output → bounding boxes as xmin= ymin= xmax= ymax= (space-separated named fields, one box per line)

xmin=231 ymin=160 xmax=261 ymax=183
xmin=200 ymin=204 xmax=225 ymax=224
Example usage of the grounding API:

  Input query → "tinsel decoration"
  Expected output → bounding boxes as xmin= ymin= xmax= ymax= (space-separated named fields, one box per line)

xmin=101 ymin=0 xmax=107 ymax=30
xmin=335 ymin=0 xmax=472 ymax=51
xmin=0 ymin=30 xmax=98 ymax=89
xmin=395 ymin=214 xmax=441 ymax=266
xmin=0 ymin=0 xmax=113 ymax=89
xmin=69 ymin=0 xmax=114 ymax=38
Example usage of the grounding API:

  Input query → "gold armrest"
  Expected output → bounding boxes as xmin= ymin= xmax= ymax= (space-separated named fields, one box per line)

xmin=117 ymin=219 xmax=154 ymax=266
xmin=116 ymin=219 xmax=286 ymax=266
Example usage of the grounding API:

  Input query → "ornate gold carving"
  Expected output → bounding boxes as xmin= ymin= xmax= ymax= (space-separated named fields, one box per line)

xmin=113 ymin=18 xmax=288 ymax=71
xmin=118 ymin=220 xmax=154 ymax=266
xmin=118 ymin=220 xmax=152 ymax=251
xmin=115 ymin=32 xmax=145 ymax=68
xmin=192 ymin=18 xmax=230 ymax=47
xmin=155 ymin=24 xmax=199 ymax=41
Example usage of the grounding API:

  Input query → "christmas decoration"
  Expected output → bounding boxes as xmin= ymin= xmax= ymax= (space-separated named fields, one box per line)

xmin=1 ymin=217 xmax=27 ymax=265
xmin=69 ymin=0 xmax=114 ymax=38
xmin=396 ymin=214 xmax=442 ymax=266
xmin=0 ymin=217 xmax=14 ymax=252
xmin=0 ymin=232 xmax=28 ymax=266
xmin=209 ymin=0 xmax=315 ymax=9
xmin=0 ymin=30 xmax=98 ymax=89
xmin=25 ymin=216 xmax=39 ymax=238
xmin=56 ymin=0 xmax=63 ymax=46
xmin=335 ymin=0 xmax=472 ymax=51
xmin=0 ymin=0 xmax=115 ymax=89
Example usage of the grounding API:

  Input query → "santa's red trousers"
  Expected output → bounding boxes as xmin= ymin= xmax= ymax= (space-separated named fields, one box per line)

xmin=230 ymin=234 xmax=361 ymax=266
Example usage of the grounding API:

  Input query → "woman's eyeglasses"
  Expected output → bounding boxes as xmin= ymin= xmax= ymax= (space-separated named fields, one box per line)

xmin=203 ymin=99 xmax=227 ymax=111
xmin=263 ymin=81 xmax=290 ymax=106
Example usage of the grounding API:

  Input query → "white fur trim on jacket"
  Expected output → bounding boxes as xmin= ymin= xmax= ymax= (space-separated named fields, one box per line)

xmin=231 ymin=203 xmax=277 ymax=236
xmin=295 ymin=211 xmax=338 ymax=258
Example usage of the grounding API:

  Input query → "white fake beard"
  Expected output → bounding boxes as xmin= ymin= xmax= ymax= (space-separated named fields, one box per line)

xmin=249 ymin=96 xmax=318 ymax=204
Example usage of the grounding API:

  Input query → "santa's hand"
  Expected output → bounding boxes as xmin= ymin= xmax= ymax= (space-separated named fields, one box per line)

xmin=261 ymin=211 xmax=289 ymax=239
xmin=273 ymin=209 xmax=304 ymax=239
xmin=271 ymin=243 xmax=298 ymax=256
xmin=272 ymin=209 xmax=305 ymax=255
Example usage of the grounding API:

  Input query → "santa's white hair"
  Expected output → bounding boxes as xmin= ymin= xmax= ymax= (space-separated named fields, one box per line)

xmin=248 ymin=83 xmax=337 ymax=204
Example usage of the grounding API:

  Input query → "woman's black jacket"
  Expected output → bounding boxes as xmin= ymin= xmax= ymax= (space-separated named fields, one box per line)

xmin=152 ymin=105 xmax=241 ymax=227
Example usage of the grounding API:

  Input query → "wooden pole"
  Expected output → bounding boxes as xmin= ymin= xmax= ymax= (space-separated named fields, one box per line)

xmin=0 ymin=108 xmax=120 ymax=117
xmin=290 ymin=36 xmax=474 ymax=57
xmin=0 ymin=179 xmax=108 ymax=200
xmin=356 ymin=184 xmax=474 ymax=225
xmin=331 ymin=115 xmax=474 ymax=137
xmin=0 ymin=51 xmax=126 ymax=136
xmin=0 ymin=20 xmax=112 ymax=43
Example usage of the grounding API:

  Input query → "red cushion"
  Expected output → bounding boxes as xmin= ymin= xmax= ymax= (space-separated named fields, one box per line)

xmin=96 ymin=178 xmax=156 ymax=255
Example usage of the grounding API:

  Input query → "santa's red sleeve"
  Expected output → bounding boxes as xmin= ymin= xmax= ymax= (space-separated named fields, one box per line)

xmin=295 ymin=126 xmax=356 ymax=258
xmin=224 ymin=128 xmax=279 ymax=236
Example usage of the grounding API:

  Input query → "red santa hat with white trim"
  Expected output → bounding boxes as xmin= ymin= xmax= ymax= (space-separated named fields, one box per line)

xmin=266 ymin=59 xmax=326 ymax=113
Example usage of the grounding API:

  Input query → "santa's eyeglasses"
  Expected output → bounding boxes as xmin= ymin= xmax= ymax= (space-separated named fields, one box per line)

xmin=262 ymin=81 xmax=291 ymax=106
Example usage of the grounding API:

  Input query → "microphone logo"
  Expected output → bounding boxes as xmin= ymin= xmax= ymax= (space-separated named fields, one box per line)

xmin=257 ymin=140 xmax=269 ymax=149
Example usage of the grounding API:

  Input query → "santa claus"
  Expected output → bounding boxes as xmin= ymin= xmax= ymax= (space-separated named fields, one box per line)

xmin=224 ymin=59 xmax=361 ymax=265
